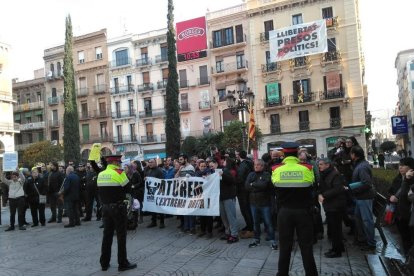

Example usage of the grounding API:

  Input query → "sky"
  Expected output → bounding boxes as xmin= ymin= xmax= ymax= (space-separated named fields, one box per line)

xmin=1 ymin=0 xmax=413 ymax=112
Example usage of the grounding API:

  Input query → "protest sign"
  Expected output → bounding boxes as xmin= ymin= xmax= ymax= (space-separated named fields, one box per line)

xmin=3 ymin=151 xmax=18 ymax=171
xmin=143 ymin=173 xmax=220 ymax=216
xmin=88 ymin=143 xmax=101 ymax=161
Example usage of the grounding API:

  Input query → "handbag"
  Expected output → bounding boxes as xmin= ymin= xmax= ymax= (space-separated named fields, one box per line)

xmin=384 ymin=203 xmax=396 ymax=225
xmin=33 ymin=182 xmax=47 ymax=204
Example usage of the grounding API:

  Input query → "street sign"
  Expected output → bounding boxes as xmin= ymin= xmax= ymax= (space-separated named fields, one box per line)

xmin=391 ymin=115 xmax=408 ymax=134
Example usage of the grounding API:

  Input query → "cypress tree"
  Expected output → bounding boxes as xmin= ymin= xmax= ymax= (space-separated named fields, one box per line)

xmin=63 ymin=15 xmax=81 ymax=164
xmin=165 ymin=0 xmax=181 ymax=158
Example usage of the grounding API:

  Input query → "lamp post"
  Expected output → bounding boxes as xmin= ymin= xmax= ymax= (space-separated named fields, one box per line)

xmin=226 ymin=77 xmax=255 ymax=151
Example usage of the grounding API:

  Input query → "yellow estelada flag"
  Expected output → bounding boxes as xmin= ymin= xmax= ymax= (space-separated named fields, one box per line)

xmin=248 ymin=105 xmax=255 ymax=141
xmin=88 ymin=143 xmax=102 ymax=162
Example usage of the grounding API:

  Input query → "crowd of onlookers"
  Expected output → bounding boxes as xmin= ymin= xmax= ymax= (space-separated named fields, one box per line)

xmin=2 ymin=138 xmax=414 ymax=259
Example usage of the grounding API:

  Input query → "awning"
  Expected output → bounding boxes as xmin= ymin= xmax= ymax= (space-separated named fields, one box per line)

xmin=34 ymin=110 xmax=43 ymax=115
xmin=25 ymin=112 xmax=32 ymax=118
xmin=14 ymin=113 xmax=21 ymax=120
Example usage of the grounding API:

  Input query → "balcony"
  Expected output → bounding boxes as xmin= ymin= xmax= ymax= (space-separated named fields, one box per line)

xmin=180 ymin=103 xmax=191 ymax=112
xmin=261 ymin=62 xmax=281 ymax=74
xmin=179 ymin=80 xmax=189 ymax=89
xmin=136 ymin=57 xmax=152 ymax=67
xmin=94 ymin=108 xmax=111 ymax=118
xmin=110 ymin=58 xmax=133 ymax=69
xmin=0 ymin=90 xmax=17 ymax=102
xmin=259 ymin=32 xmax=270 ymax=42
xmin=141 ymin=135 xmax=157 ymax=143
xmin=138 ymin=108 xmax=165 ymax=118
xmin=289 ymin=92 xmax=316 ymax=104
xmin=319 ymin=89 xmax=345 ymax=100
xmin=326 ymin=16 xmax=339 ymax=30
xmin=330 ymin=118 xmax=342 ymax=129
xmin=137 ymin=83 xmax=154 ymax=92
xmin=263 ymin=96 xmax=287 ymax=108
xmin=76 ymin=88 xmax=88 ymax=98
xmin=155 ymin=55 xmax=168 ymax=64
xmin=82 ymin=134 xmax=113 ymax=144
xmin=0 ymin=122 xmax=20 ymax=132
xmin=270 ymin=124 xmax=281 ymax=134
xmin=198 ymin=77 xmax=210 ymax=86
xmin=199 ymin=101 xmax=211 ymax=110
xmin=299 ymin=121 xmax=310 ymax=131
xmin=160 ymin=133 xmax=166 ymax=142
xmin=111 ymin=85 xmax=135 ymax=95
xmin=112 ymin=109 xmax=136 ymax=119
xmin=49 ymin=120 xmax=60 ymax=128
xmin=20 ymin=121 xmax=45 ymax=131
xmin=289 ymin=56 xmax=311 ymax=70
xmin=14 ymin=101 xmax=44 ymax=112
xmin=94 ymin=84 xmax=107 ymax=94
xmin=321 ymin=50 xmax=342 ymax=65
xmin=48 ymin=96 xmax=64 ymax=105
xmin=113 ymin=135 xmax=138 ymax=144
xmin=210 ymin=34 xmax=247 ymax=52
xmin=46 ymin=71 xmax=63 ymax=81
xmin=157 ymin=80 xmax=168 ymax=90
xmin=212 ymin=61 xmax=248 ymax=75
xmin=79 ymin=111 xmax=93 ymax=120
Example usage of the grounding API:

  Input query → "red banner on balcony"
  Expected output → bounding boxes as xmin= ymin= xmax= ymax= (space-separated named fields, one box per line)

xmin=326 ymin=72 xmax=340 ymax=91
xmin=176 ymin=16 xmax=207 ymax=55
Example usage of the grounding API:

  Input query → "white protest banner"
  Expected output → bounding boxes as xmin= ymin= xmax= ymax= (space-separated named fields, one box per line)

xmin=143 ymin=173 xmax=220 ymax=216
xmin=3 ymin=151 xmax=18 ymax=171
xmin=269 ymin=20 xmax=327 ymax=62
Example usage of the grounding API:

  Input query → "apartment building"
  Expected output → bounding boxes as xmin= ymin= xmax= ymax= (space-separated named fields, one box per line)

xmin=44 ymin=29 xmax=113 ymax=162
xmin=246 ymin=0 xmax=367 ymax=156
xmin=395 ymin=49 xmax=414 ymax=152
xmin=13 ymin=71 xmax=45 ymax=155
xmin=0 ymin=41 xmax=18 ymax=161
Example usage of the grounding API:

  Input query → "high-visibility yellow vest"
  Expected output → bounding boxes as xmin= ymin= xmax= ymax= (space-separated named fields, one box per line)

xmin=271 ymin=156 xmax=314 ymax=187
xmin=97 ymin=164 xmax=129 ymax=188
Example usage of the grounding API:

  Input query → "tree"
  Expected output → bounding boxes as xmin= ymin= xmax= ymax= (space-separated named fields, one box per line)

xmin=181 ymin=136 xmax=198 ymax=157
xmin=164 ymin=0 xmax=181 ymax=158
xmin=380 ymin=141 xmax=396 ymax=154
xmin=22 ymin=141 xmax=63 ymax=168
xmin=63 ymin=15 xmax=81 ymax=164
xmin=222 ymin=121 xmax=263 ymax=152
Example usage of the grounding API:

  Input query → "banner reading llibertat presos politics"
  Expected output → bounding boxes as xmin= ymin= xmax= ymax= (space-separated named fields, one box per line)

xmin=269 ymin=19 xmax=327 ymax=62
xmin=142 ymin=173 xmax=220 ymax=216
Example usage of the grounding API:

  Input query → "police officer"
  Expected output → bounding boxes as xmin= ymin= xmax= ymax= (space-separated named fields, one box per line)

xmin=272 ymin=142 xmax=317 ymax=276
xmin=97 ymin=155 xmax=137 ymax=272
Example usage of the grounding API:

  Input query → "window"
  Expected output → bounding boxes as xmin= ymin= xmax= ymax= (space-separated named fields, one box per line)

xmin=37 ymin=92 xmax=42 ymax=102
xmin=26 ymin=94 xmax=31 ymax=104
xmin=128 ymin=99 xmax=134 ymax=115
xmin=117 ymin=125 xmax=123 ymax=142
xmin=235 ymin=25 xmax=243 ymax=43
xmin=100 ymin=122 xmax=108 ymax=139
xmin=52 ymin=110 xmax=58 ymax=121
xmin=224 ymin=27 xmax=234 ymax=45
xmin=179 ymin=69 xmax=187 ymax=88
xmin=130 ymin=124 xmax=136 ymax=141
xmin=213 ymin=27 xmax=234 ymax=48
xmin=26 ymin=116 xmax=32 ymax=123
xmin=270 ymin=114 xmax=280 ymax=134
xmin=213 ymin=30 xmax=222 ymax=48
xmin=162 ymin=68 xmax=169 ymax=81
xmin=95 ymin=47 xmax=102 ymax=60
xmin=410 ymin=63 xmax=414 ymax=71
xmin=142 ymin=72 xmax=150 ymax=86
xmin=181 ymin=93 xmax=189 ymax=110
xmin=299 ymin=110 xmax=309 ymax=131
xmin=292 ymin=14 xmax=303 ymax=25
xmin=144 ymin=98 xmax=152 ymax=114
xmin=37 ymin=114 xmax=43 ymax=122
xmin=51 ymin=88 xmax=57 ymax=98
xmin=27 ymin=133 xmax=33 ymax=144
xmin=82 ymin=124 xmax=90 ymax=142
xmin=96 ymin=73 xmax=105 ymax=92
xmin=81 ymin=102 xmax=88 ymax=118
xmin=38 ymin=132 xmax=44 ymax=142
xmin=265 ymin=83 xmax=282 ymax=106
xmin=218 ymin=89 xmax=226 ymax=102
xmin=412 ymin=81 xmax=414 ymax=90
xmin=216 ymin=61 xmax=224 ymax=73
xmin=115 ymin=49 xmax=129 ymax=66
xmin=236 ymin=52 xmax=245 ymax=69
xmin=113 ymin=78 xmax=119 ymax=93
xmin=322 ymin=7 xmax=333 ymax=19
xmin=160 ymin=44 xmax=168 ymax=61
xmin=140 ymin=47 xmax=148 ymax=62
xmin=57 ymin=62 xmax=62 ymax=76
xmin=16 ymin=95 xmax=20 ymax=105
xmin=127 ymin=75 xmax=133 ymax=91
xmin=145 ymin=123 xmax=153 ymax=140
xmin=293 ymin=79 xmax=311 ymax=102
xmin=50 ymin=63 xmax=55 ymax=75
xmin=99 ymin=101 xmax=106 ymax=116
xmin=115 ymin=101 xmax=121 ymax=118
xmin=51 ymin=130 xmax=59 ymax=141
xmin=330 ymin=106 xmax=341 ymax=128
xmin=199 ymin=65 xmax=208 ymax=85
xmin=264 ymin=20 xmax=274 ymax=40
xmin=328 ymin=38 xmax=336 ymax=51
xmin=78 ymin=51 xmax=85 ymax=64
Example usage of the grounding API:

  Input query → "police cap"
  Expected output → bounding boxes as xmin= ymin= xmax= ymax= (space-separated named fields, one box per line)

xmin=104 ymin=155 xmax=123 ymax=162
xmin=281 ymin=142 xmax=300 ymax=154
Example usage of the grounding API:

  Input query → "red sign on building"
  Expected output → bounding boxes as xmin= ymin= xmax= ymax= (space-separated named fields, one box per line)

xmin=176 ymin=16 xmax=207 ymax=55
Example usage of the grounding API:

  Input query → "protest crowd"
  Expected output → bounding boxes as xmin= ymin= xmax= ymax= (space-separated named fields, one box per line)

xmin=3 ymin=136 xmax=413 ymax=275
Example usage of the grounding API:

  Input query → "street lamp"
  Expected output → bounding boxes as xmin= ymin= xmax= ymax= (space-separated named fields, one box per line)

xmin=226 ymin=76 xmax=254 ymax=150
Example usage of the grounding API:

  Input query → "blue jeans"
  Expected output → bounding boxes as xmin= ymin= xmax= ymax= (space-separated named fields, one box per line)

xmin=183 ymin=215 xmax=195 ymax=231
xmin=250 ymin=205 xmax=277 ymax=244
xmin=220 ymin=198 xmax=238 ymax=237
xmin=354 ymin=199 xmax=376 ymax=246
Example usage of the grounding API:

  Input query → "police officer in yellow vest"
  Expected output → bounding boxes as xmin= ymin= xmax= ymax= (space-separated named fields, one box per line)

xmin=97 ymin=155 xmax=137 ymax=272
xmin=271 ymin=143 xmax=317 ymax=276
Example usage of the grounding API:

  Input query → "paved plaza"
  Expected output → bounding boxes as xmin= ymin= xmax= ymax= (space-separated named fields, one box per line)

xmin=0 ymin=205 xmax=395 ymax=276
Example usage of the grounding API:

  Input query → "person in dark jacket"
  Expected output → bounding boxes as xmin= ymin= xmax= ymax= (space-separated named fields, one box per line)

xmin=350 ymin=145 xmax=376 ymax=250
xmin=61 ymin=166 xmax=81 ymax=228
xmin=196 ymin=160 xmax=214 ymax=238
xmin=145 ymin=158 xmax=165 ymax=228
xmin=24 ymin=169 xmax=48 ymax=227
xmin=388 ymin=157 xmax=414 ymax=253
xmin=245 ymin=159 xmax=278 ymax=250
xmin=318 ymin=158 xmax=347 ymax=258
xmin=125 ymin=162 xmax=143 ymax=230
xmin=76 ymin=163 xmax=87 ymax=218
xmin=47 ymin=161 xmax=65 ymax=223
xmin=218 ymin=158 xmax=239 ymax=243
xmin=83 ymin=163 xmax=102 ymax=221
